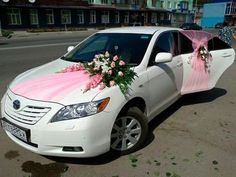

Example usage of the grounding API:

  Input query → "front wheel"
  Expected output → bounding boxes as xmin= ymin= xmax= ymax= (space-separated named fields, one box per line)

xmin=110 ymin=107 xmax=148 ymax=155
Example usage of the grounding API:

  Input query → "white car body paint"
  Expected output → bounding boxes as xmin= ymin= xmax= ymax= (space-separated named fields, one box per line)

xmin=1 ymin=27 xmax=234 ymax=157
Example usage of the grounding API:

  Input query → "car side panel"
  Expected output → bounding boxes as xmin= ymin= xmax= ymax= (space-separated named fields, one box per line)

xmin=209 ymin=48 xmax=235 ymax=89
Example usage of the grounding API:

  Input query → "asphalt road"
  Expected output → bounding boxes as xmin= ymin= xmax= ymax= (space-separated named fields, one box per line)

xmin=0 ymin=29 xmax=236 ymax=177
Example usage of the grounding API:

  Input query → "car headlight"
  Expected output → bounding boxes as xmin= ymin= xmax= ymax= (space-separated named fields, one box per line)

xmin=51 ymin=97 xmax=110 ymax=122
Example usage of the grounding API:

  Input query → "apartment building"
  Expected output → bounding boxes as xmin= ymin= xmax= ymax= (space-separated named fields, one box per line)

xmin=0 ymin=0 xmax=194 ymax=29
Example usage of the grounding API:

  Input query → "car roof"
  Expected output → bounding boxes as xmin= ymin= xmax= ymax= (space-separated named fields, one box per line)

xmin=97 ymin=26 xmax=180 ymax=35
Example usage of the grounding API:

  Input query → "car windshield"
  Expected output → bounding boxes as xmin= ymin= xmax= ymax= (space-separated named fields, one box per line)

xmin=61 ymin=33 xmax=152 ymax=66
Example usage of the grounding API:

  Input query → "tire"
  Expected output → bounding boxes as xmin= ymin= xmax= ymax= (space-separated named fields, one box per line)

xmin=110 ymin=107 xmax=148 ymax=155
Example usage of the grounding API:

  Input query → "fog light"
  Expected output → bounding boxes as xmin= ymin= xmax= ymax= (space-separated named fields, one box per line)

xmin=62 ymin=146 xmax=83 ymax=152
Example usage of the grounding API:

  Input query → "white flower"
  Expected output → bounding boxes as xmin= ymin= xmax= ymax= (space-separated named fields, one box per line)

xmin=105 ymin=51 xmax=110 ymax=58
xmin=102 ymin=65 xmax=109 ymax=73
xmin=94 ymin=60 xmax=102 ymax=68
xmin=101 ymin=60 xmax=109 ymax=73
xmin=118 ymin=71 xmax=124 ymax=77
xmin=99 ymin=54 xmax=105 ymax=58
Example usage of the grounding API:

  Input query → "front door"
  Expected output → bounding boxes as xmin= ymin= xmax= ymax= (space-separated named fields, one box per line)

xmin=147 ymin=31 xmax=182 ymax=119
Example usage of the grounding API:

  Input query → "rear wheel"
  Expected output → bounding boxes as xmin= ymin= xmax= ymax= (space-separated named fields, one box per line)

xmin=110 ymin=107 xmax=148 ymax=155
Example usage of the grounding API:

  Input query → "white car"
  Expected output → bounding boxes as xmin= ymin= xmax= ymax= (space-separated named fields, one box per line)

xmin=0 ymin=27 xmax=234 ymax=157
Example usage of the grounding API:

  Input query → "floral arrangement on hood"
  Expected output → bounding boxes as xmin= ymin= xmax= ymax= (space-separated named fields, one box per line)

xmin=61 ymin=52 xmax=137 ymax=95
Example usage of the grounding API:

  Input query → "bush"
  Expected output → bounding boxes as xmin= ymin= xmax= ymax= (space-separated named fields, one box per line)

xmin=1 ymin=30 xmax=13 ymax=38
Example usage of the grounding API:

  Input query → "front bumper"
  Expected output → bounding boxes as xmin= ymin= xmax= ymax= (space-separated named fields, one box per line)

xmin=1 ymin=91 xmax=116 ymax=158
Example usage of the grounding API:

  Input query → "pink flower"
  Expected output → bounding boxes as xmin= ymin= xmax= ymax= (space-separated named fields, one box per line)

xmin=109 ymin=80 xmax=115 ymax=87
xmin=93 ymin=66 xmax=99 ymax=71
xmin=118 ymin=71 xmax=124 ymax=77
xmin=113 ymin=55 xmax=119 ymax=61
xmin=111 ymin=61 xmax=116 ymax=68
xmin=89 ymin=74 xmax=103 ymax=88
xmin=119 ymin=60 xmax=125 ymax=66
xmin=108 ymin=70 xmax=112 ymax=75
xmin=61 ymin=64 xmax=85 ymax=73
xmin=84 ymin=74 xmax=103 ymax=92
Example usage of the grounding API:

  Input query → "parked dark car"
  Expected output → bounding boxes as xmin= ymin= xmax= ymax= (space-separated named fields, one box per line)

xmin=215 ymin=22 xmax=224 ymax=29
xmin=180 ymin=23 xmax=202 ymax=30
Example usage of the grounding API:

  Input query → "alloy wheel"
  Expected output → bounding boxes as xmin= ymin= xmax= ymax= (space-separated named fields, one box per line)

xmin=111 ymin=116 xmax=142 ymax=151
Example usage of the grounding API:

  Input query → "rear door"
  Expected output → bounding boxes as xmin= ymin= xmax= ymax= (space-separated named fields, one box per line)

xmin=180 ymin=34 xmax=235 ymax=94
xmin=208 ymin=37 xmax=235 ymax=89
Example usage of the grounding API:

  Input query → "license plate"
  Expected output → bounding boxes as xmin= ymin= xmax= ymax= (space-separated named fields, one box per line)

xmin=1 ymin=119 xmax=28 ymax=142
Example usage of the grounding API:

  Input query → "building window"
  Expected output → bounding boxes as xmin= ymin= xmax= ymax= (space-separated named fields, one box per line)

xmin=61 ymin=10 xmax=71 ymax=24
xmin=181 ymin=1 xmax=188 ymax=10
xmin=46 ymin=9 xmax=54 ymax=25
xmin=144 ymin=12 xmax=148 ymax=24
xmin=77 ymin=10 xmax=84 ymax=24
xmin=101 ymin=11 xmax=109 ymax=24
xmin=115 ymin=11 xmax=120 ymax=24
xmin=160 ymin=1 xmax=165 ymax=8
xmin=89 ymin=0 xmax=94 ymax=3
xmin=30 ymin=9 xmax=38 ymax=25
xmin=167 ymin=1 xmax=171 ymax=9
xmin=7 ymin=8 xmax=21 ymax=25
xmin=90 ymin=10 xmax=96 ymax=24
xmin=124 ymin=12 xmax=129 ymax=24
xmin=174 ymin=2 xmax=177 ymax=9
xmin=151 ymin=12 xmax=157 ymax=24
xmin=131 ymin=0 xmax=138 ymax=5
xmin=168 ymin=13 xmax=171 ymax=20
xmin=152 ymin=0 xmax=156 ymax=7
xmin=101 ymin=0 xmax=108 ymax=4
xmin=160 ymin=13 xmax=164 ymax=20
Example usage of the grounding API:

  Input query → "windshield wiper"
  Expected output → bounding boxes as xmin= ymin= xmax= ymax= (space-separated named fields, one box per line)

xmin=60 ymin=56 xmax=87 ymax=63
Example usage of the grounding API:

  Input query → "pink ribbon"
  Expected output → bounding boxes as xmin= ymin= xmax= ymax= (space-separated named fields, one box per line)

xmin=12 ymin=64 xmax=103 ymax=102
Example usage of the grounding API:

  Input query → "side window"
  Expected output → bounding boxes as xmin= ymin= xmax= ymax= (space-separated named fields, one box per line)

xmin=172 ymin=31 xmax=179 ymax=56
xmin=179 ymin=33 xmax=194 ymax=54
xmin=211 ymin=37 xmax=231 ymax=50
xmin=208 ymin=39 xmax=214 ymax=51
xmin=149 ymin=31 xmax=177 ymax=65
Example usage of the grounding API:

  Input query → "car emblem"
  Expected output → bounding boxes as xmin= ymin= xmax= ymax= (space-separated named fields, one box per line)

xmin=13 ymin=100 xmax=21 ymax=110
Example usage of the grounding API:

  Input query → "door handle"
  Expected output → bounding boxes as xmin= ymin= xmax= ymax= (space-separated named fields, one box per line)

xmin=177 ymin=62 xmax=183 ymax=67
xmin=221 ymin=53 xmax=232 ymax=58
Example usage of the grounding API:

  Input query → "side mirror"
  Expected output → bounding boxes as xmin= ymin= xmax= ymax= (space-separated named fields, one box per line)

xmin=67 ymin=46 xmax=75 ymax=53
xmin=155 ymin=52 xmax=173 ymax=63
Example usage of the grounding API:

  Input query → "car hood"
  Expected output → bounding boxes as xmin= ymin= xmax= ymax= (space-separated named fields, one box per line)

xmin=9 ymin=59 xmax=102 ymax=105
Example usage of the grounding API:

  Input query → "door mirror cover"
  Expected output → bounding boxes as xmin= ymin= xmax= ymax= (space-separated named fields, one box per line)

xmin=155 ymin=52 xmax=173 ymax=63
xmin=67 ymin=46 xmax=75 ymax=53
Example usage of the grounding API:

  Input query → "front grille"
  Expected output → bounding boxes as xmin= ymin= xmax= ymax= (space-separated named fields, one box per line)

xmin=5 ymin=95 xmax=51 ymax=125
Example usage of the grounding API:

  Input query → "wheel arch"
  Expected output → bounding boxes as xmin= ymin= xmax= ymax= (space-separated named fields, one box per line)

xmin=117 ymin=97 xmax=147 ymax=117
